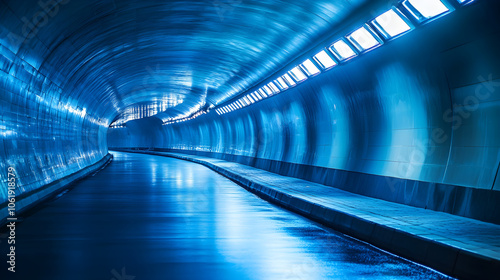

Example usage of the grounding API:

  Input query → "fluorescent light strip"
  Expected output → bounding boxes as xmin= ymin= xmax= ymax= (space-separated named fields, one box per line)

xmin=403 ymin=0 xmax=449 ymax=21
xmin=247 ymin=95 xmax=255 ymax=103
xmin=371 ymin=9 xmax=412 ymax=39
xmin=347 ymin=25 xmax=381 ymax=52
xmin=289 ymin=66 xmax=307 ymax=82
xmin=213 ymin=0 xmax=472 ymax=117
xmin=258 ymin=88 xmax=268 ymax=98
xmin=282 ymin=74 xmax=296 ymax=86
xmin=276 ymin=77 xmax=289 ymax=90
xmin=250 ymin=92 xmax=260 ymax=101
xmin=301 ymin=59 xmax=321 ymax=76
xmin=313 ymin=50 xmax=337 ymax=69
xmin=329 ymin=39 xmax=357 ymax=61
xmin=268 ymin=82 xmax=280 ymax=93
xmin=256 ymin=90 xmax=265 ymax=99
xmin=263 ymin=85 xmax=274 ymax=96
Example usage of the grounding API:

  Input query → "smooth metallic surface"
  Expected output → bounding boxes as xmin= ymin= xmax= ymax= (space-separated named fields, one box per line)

xmin=0 ymin=0 xmax=382 ymax=204
xmin=2 ymin=152 xmax=449 ymax=280
xmin=109 ymin=0 xmax=500 ymax=192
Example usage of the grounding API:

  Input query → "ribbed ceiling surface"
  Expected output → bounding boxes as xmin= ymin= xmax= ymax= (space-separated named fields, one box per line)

xmin=1 ymin=0 xmax=370 ymax=124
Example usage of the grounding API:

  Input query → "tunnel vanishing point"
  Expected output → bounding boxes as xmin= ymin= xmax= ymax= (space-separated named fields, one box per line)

xmin=1 ymin=0 xmax=500 ymax=279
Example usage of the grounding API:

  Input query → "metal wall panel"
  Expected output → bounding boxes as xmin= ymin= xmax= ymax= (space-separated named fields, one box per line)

xmin=109 ymin=0 xmax=500 ymax=194
xmin=2 ymin=0 xmax=378 ymax=204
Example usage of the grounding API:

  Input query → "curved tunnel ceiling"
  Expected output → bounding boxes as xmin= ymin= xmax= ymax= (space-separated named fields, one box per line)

xmin=1 ymin=0 xmax=376 ymax=125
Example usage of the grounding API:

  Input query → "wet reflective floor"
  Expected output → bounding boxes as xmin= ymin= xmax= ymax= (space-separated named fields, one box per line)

xmin=2 ymin=152 xmax=451 ymax=279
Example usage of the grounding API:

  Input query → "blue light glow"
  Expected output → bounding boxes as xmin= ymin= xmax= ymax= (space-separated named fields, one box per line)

xmin=282 ymin=74 xmax=296 ymax=86
xmin=289 ymin=66 xmax=307 ymax=82
xmin=251 ymin=92 xmax=261 ymax=101
xmin=300 ymin=59 xmax=321 ymax=76
xmin=403 ymin=0 xmax=450 ymax=21
xmin=329 ymin=40 xmax=357 ymax=61
xmin=372 ymin=9 xmax=412 ymax=39
xmin=347 ymin=26 xmax=381 ymax=52
xmin=247 ymin=95 xmax=256 ymax=103
xmin=313 ymin=50 xmax=337 ymax=69
xmin=259 ymin=88 xmax=268 ymax=97
xmin=275 ymin=77 xmax=289 ymax=90
xmin=268 ymin=82 xmax=280 ymax=93
xmin=244 ymin=96 xmax=252 ymax=105
xmin=262 ymin=85 xmax=274 ymax=96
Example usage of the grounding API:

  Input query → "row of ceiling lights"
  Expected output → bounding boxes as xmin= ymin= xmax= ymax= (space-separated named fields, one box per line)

xmin=214 ymin=0 xmax=474 ymax=116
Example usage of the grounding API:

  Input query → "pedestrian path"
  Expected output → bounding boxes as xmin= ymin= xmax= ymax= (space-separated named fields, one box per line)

xmin=114 ymin=149 xmax=500 ymax=280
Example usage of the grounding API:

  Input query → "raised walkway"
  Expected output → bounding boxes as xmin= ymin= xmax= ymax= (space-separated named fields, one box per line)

xmin=113 ymin=149 xmax=500 ymax=280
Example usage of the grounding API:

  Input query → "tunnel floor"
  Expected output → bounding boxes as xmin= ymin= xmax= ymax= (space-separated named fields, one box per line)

xmin=3 ymin=152 xmax=450 ymax=280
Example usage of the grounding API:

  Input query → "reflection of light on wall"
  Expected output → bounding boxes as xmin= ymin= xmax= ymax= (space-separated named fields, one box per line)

xmin=176 ymin=171 xmax=183 ymax=188
xmin=110 ymin=95 xmax=184 ymax=127
xmin=376 ymin=64 xmax=428 ymax=180
xmin=150 ymin=162 xmax=157 ymax=184
xmin=161 ymin=101 xmax=206 ymax=125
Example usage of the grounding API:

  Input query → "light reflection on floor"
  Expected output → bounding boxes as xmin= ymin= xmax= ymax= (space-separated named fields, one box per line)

xmin=5 ymin=152 xmax=452 ymax=280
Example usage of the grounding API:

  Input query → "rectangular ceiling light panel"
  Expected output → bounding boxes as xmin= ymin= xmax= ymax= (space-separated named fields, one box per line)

xmin=346 ymin=25 xmax=382 ymax=52
xmin=371 ymin=9 xmax=412 ymax=39
xmin=402 ymin=0 xmax=451 ymax=21
xmin=313 ymin=50 xmax=337 ymax=69
xmin=300 ymin=59 xmax=321 ymax=76
xmin=289 ymin=66 xmax=307 ymax=82
xmin=329 ymin=39 xmax=357 ymax=61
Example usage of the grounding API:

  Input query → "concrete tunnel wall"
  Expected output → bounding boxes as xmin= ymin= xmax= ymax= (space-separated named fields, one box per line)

xmin=1 ymin=0 xmax=385 ymax=211
xmin=0 ymin=43 xmax=109 ymax=205
xmin=108 ymin=1 xmax=500 ymax=223
xmin=0 ymin=2 xmax=111 ymax=207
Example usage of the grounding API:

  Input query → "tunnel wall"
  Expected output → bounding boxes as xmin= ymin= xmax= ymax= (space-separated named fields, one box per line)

xmin=0 ymin=25 xmax=109 ymax=205
xmin=108 ymin=1 xmax=500 ymax=223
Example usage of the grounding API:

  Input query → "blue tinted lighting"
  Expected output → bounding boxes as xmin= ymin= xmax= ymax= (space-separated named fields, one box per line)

xmin=247 ymin=95 xmax=255 ymax=103
xmin=268 ymin=82 xmax=280 ymax=93
xmin=289 ymin=66 xmax=307 ymax=82
xmin=300 ymin=59 xmax=321 ymax=76
xmin=346 ymin=25 xmax=381 ymax=52
xmin=372 ymin=9 xmax=412 ymax=39
xmin=313 ymin=50 xmax=337 ymax=70
xmin=275 ymin=77 xmax=289 ymax=90
xmin=329 ymin=39 xmax=357 ymax=61
xmin=258 ymin=88 xmax=268 ymax=97
xmin=262 ymin=85 xmax=274 ymax=96
xmin=282 ymin=73 xmax=296 ymax=86
xmin=403 ymin=0 xmax=450 ymax=21
xmin=251 ymin=92 xmax=261 ymax=101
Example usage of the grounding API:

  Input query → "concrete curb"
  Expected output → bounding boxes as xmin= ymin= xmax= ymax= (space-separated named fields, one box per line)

xmin=115 ymin=149 xmax=500 ymax=280
xmin=0 ymin=153 xmax=113 ymax=226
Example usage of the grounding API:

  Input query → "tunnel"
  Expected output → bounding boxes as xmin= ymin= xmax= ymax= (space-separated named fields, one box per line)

xmin=1 ymin=0 xmax=500 ymax=279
